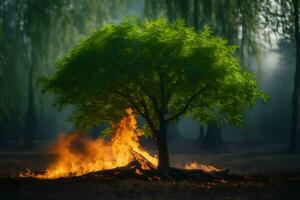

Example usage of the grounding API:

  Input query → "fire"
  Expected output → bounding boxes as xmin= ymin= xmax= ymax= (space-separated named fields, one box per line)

xmin=20 ymin=108 xmax=220 ymax=179
xmin=184 ymin=161 xmax=220 ymax=172
xmin=20 ymin=108 xmax=158 ymax=179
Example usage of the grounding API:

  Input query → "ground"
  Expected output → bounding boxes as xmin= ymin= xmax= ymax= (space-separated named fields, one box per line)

xmin=0 ymin=140 xmax=300 ymax=200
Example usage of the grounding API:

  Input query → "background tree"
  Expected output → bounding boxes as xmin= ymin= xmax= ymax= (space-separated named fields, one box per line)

xmin=0 ymin=0 xmax=293 ymax=152
xmin=260 ymin=0 xmax=299 ymax=153
xmin=290 ymin=0 xmax=299 ymax=153
xmin=0 ymin=0 xmax=135 ymax=148
xmin=40 ymin=19 xmax=266 ymax=175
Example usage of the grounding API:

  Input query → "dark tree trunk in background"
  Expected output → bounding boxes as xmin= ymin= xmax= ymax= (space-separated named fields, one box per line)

xmin=24 ymin=64 xmax=36 ymax=150
xmin=197 ymin=125 xmax=204 ymax=143
xmin=1 ymin=0 xmax=5 ymax=40
xmin=194 ymin=0 xmax=200 ymax=31
xmin=203 ymin=123 xmax=223 ymax=147
xmin=166 ymin=0 xmax=174 ymax=21
xmin=179 ymin=0 xmax=189 ymax=23
xmin=167 ymin=123 xmax=181 ymax=141
xmin=144 ymin=0 xmax=152 ymax=18
xmin=145 ymin=0 xmax=159 ymax=19
xmin=240 ymin=9 xmax=248 ymax=65
xmin=157 ymin=119 xmax=170 ymax=176
xmin=150 ymin=0 xmax=158 ymax=18
xmin=0 ymin=122 xmax=8 ymax=148
xmin=0 ymin=0 xmax=6 ymax=147
xmin=203 ymin=0 xmax=213 ymax=19
xmin=289 ymin=0 xmax=300 ymax=153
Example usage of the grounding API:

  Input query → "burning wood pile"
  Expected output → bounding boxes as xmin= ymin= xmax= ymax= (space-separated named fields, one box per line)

xmin=20 ymin=109 xmax=228 ymax=180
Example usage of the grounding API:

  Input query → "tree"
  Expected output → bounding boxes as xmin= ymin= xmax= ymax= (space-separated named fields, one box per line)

xmin=288 ymin=0 xmax=300 ymax=153
xmin=197 ymin=124 xmax=204 ymax=143
xmin=39 ymin=18 xmax=266 ymax=175
xmin=24 ymin=63 xmax=37 ymax=149
xmin=260 ymin=0 xmax=299 ymax=153
xmin=156 ymin=0 xmax=264 ymax=146
xmin=203 ymin=123 xmax=223 ymax=147
xmin=0 ymin=0 xmax=29 ymax=147
xmin=0 ymin=0 xmax=132 ymax=147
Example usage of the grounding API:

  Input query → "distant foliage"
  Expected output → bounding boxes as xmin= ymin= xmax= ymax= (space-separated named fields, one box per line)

xmin=0 ymin=0 xmax=135 ymax=138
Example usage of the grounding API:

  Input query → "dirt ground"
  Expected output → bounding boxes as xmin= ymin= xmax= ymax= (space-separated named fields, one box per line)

xmin=0 ymin=141 xmax=300 ymax=200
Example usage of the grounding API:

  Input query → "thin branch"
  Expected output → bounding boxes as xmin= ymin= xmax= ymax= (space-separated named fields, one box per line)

xmin=140 ymin=97 xmax=158 ymax=135
xmin=166 ymin=80 xmax=179 ymax=102
xmin=140 ymin=98 xmax=158 ymax=143
xmin=157 ymin=64 xmax=167 ymax=116
xmin=114 ymin=89 xmax=158 ymax=140
xmin=115 ymin=63 xmax=160 ymax=115
xmin=113 ymin=90 xmax=146 ymax=119
xmin=166 ymin=85 xmax=209 ymax=122
xmin=136 ymin=82 xmax=160 ymax=115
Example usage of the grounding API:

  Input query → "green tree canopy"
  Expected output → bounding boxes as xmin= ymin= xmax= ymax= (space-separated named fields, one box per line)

xmin=40 ymin=18 xmax=266 ymax=173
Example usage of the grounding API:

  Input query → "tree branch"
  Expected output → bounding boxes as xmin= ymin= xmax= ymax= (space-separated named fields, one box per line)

xmin=140 ymin=97 xmax=158 ymax=141
xmin=166 ymin=85 xmax=209 ymax=122
xmin=113 ymin=90 xmax=146 ymax=119
xmin=115 ymin=64 xmax=160 ymax=115
xmin=157 ymin=65 xmax=167 ymax=117
xmin=136 ymin=82 xmax=160 ymax=115
xmin=114 ymin=89 xmax=158 ymax=140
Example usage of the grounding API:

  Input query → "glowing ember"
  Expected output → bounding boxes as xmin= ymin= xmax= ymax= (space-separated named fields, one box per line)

xmin=184 ymin=161 xmax=220 ymax=172
xmin=20 ymin=108 xmax=158 ymax=179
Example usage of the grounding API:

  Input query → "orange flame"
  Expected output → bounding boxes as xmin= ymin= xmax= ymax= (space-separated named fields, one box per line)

xmin=20 ymin=108 xmax=157 ymax=179
xmin=184 ymin=161 xmax=220 ymax=172
xmin=20 ymin=108 xmax=220 ymax=179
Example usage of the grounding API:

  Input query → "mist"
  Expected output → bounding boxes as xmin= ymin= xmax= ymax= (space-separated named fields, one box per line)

xmin=1 ymin=1 xmax=300 ymax=199
xmin=0 ymin=0 xmax=299 ymax=160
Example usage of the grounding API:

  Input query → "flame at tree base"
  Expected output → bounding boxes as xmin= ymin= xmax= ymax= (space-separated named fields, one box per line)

xmin=184 ymin=161 xmax=220 ymax=172
xmin=21 ymin=108 xmax=157 ymax=179
xmin=20 ymin=108 xmax=220 ymax=179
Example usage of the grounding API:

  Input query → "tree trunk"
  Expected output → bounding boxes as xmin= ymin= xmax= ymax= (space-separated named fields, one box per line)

xmin=167 ymin=123 xmax=181 ymax=141
xmin=0 ymin=122 xmax=8 ymax=148
xmin=24 ymin=64 xmax=36 ymax=150
xmin=1 ymin=0 xmax=5 ymax=42
xmin=150 ymin=0 xmax=158 ymax=18
xmin=179 ymin=0 xmax=189 ymax=24
xmin=203 ymin=123 xmax=223 ymax=147
xmin=197 ymin=125 xmax=204 ymax=143
xmin=144 ymin=0 xmax=152 ymax=18
xmin=194 ymin=0 xmax=200 ymax=31
xmin=203 ymin=0 xmax=213 ymax=28
xmin=156 ymin=119 xmax=170 ymax=176
xmin=166 ymin=0 xmax=174 ymax=22
xmin=289 ymin=0 xmax=300 ymax=153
